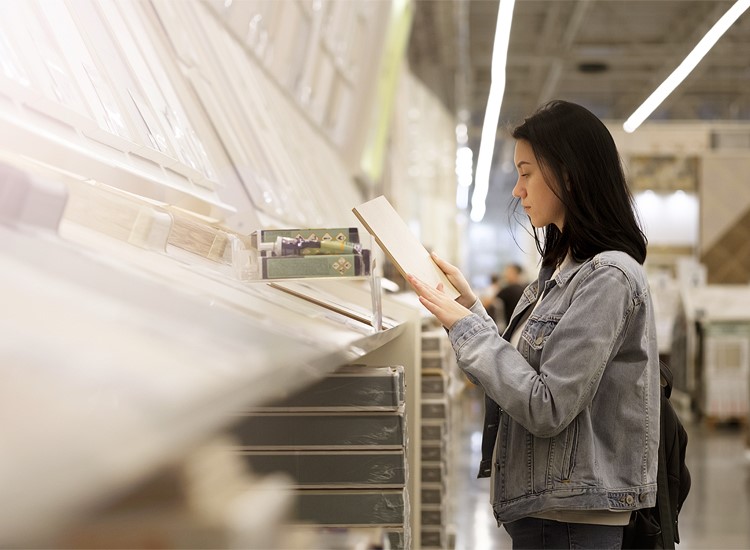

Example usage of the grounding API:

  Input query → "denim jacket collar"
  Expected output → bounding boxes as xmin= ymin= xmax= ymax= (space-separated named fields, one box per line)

xmin=530 ymin=254 xmax=585 ymax=299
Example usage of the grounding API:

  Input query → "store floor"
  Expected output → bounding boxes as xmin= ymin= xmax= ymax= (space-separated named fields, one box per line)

xmin=449 ymin=385 xmax=750 ymax=550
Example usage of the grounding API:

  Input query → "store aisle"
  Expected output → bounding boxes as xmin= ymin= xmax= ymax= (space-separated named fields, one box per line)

xmin=678 ymin=422 xmax=750 ymax=549
xmin=448 ymin=386 xmax=750 ymax=550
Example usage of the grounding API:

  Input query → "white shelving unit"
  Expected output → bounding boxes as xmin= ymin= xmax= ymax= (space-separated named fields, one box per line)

xmin=0 ymin=172 xmax=422 ymax=547
xmin=0 ymin=1 xmax=429 ymax=548
xmin=677 ymin=285 xmax=750 ymax=423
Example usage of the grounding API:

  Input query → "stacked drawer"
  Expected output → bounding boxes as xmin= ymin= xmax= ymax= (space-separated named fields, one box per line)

xmin=231 ymin=364 xmax=409 ymax=549
xmin=421 ymin=328 xmax=453 ymax=549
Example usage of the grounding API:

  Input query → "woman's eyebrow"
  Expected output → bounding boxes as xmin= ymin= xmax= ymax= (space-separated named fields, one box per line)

xmin=516 ymin=160 xmax=531 ymax=169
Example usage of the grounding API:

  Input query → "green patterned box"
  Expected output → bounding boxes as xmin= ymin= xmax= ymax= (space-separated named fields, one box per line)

xmin=251 ymin=227 xmax=360 ymax=248
xmin=261 ymin=250 xmax=370 ymax=279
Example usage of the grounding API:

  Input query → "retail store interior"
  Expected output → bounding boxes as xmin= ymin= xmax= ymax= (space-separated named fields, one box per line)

xmin=1 ymin=0 xmax=749 ymax=548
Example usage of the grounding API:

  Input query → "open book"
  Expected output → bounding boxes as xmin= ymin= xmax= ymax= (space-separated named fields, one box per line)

xmin=353 ymin=195 xmax=460 ymax=299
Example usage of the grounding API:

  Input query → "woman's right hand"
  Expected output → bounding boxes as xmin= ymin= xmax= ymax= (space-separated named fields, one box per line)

xmin=430 ymin=252 xmax=478 ymax=309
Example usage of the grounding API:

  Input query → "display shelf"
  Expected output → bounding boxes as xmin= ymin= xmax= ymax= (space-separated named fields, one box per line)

xmin=0 ymin=158 xmax=417 ymax=547
xmin=0 ymin=220 xmax=414 ymax=547
xmin=0 ymin=0 xmax=430 ymax=546
xmin=675 ymin=285 xmax=750 ymax=420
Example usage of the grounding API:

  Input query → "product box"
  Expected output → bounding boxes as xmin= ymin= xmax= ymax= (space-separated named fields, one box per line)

xmin=420 ymin=483 xmax=445 ymax=505
xmin=251 ymin=227 xmax=360 ymax=248
xmin=421 ymin=398 xmax=448 ymax=420
xmin=421 ymin=442 xmax=445 ymax=463
xmin=421 ymin=527 xmax=444 ymax=549
xmin=285 ymin=527 xmax=398 ymax=550
xmin=421 ymin=420 xmax=445 ymax=443
xmin=261 ymin=250 xmax=370 ymax=279
xmin=266 ymin=365 xmax=405 ymax=410
xmin=386 ymin=529 xmax=407 ymax=550
xmin=291 ymin=489 xmax=407 ymax=526
xmin=422 ymin=371 xmax=446 ymax=396
xmin=231 ymin=412 xmax=406 ymax=449
xmin=420 ymin=503 xmax=445 ymax=526
xmin=421 ymin=462 xmax=444 ymax=484
xmin=421 ymin=329 xmax=446 ymax=353
xmin=421 ymin=353 xmax=447 ymax=370
xmin=238 ymin=450 xmax=407 ymax=488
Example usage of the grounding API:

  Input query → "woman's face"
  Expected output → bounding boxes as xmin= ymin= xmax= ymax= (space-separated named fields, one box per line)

xmin=512 ymin=139 xmax=565 ymax=230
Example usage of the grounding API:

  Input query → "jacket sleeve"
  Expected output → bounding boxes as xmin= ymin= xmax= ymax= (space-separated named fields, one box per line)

xmin=468 ymin=297 xmax=502 ymax=333
xmin=448 ymin=264 xmax=637 ymax=437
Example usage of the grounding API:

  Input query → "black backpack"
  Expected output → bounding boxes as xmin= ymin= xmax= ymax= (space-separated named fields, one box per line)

xmin=622 ymin=362 xmax=691 ymax=549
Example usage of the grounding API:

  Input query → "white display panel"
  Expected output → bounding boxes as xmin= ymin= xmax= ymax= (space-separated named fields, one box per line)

xmin=0 ymin=0 xmax=231 ymax=217
xmin=0 ymin=213 xmax=415 ymax=545
xmin=0 ymin=1 xmax=430 ymax=545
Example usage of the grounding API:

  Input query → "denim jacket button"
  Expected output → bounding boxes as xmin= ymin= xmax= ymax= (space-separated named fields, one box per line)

xmin=625 ymin=494 xmax=635 ymax=505
xmin=534 ymin=335 xmax=544 ymax=345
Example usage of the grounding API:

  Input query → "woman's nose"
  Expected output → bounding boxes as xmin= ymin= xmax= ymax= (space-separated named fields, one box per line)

xmin=512 ymin=179 xmax=524 ymax=199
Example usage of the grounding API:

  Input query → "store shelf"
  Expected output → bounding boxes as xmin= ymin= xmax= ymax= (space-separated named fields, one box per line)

xmin=675 ymin=285 xmax=750 ymax=422
xmin=0 ymin=223 xmax=412 ymax=546
xmin=0 ymin=0 xmax=432 ymax=546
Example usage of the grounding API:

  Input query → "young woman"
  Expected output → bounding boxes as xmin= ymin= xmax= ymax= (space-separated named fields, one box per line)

xmin=409 ymin=100 xmax=660 ymax=549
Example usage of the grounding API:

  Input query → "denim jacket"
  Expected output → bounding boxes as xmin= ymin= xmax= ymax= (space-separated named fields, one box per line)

xmin=448 ymin=251 xmax=660 ymax=523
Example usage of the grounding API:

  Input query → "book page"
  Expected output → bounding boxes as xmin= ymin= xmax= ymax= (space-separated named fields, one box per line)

xmin=353 ymin=195 xmax=459 ymax=299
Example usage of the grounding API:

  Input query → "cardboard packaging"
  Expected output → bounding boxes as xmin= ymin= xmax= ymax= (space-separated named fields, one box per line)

xmin=260 ymin=250 xmax=370 ymax=279
xmin=421 ymin=442 xmax=445 ymax=463
xmin=421 ymin=399 xmax=448 ymax=420
xmin=420 ymin=484 xmax=444 ymax=505
xmin=421 ymin=329 xmax=447 ymax=352
xmin=291 ymin=489 xmax=407 ymax=527
xmin=421 ymin=353 xmax=448 ymax=370
xmin=422 ymin=372 xmax=446 ymax=396
xmin=238 ymin=450 xmax=407 ymax=488
xmin=232 ymin=412 xmax=406 ymax=449
xmin=421 ymin=462 xmax=444 ymax=484
xmin=421 ymin=503 xmax=445 ymax=527
xmin=251 ymin=227 xmax=360 ymax=248
xmin=266 ymin=365 xmax=405 ymax=410
xmin=386 ymin=529 xmax=407 ymax=550
xmin=421 ymin=527 xmax=444 ymax=549
xmin=421 ymin=420 xmax=445 ymax=443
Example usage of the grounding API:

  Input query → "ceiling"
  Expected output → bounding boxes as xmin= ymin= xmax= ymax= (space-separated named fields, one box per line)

xmin=407 ymin=0 xmax=750 ymax=148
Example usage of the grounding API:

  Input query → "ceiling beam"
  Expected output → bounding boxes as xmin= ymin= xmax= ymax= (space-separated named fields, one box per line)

xmin=537 ymin=0 xmax=593 ymax=106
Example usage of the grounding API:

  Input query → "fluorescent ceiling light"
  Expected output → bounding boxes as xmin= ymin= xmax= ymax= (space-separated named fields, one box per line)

xmin=623 ymin=0 xmax=750 ymax=133
xmin=470 ymin=0 xmax=515 ymax=222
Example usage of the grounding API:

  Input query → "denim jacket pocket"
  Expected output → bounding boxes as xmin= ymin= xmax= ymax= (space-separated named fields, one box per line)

xmin=558 ymin=417 xmax=579 ymax=481
xmin=494 ymin=412 xmax=530 ymax=502
xmin=522 ymin=314 xmax=561 ymax=351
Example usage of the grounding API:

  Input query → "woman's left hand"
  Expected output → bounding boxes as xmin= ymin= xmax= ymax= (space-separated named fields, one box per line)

xmin=408 ymin=274 xmax=472 ymax=330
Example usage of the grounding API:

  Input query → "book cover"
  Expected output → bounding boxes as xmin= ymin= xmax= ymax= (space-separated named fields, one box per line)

xmin=352 ymin=196 xmax=459 ymax=299
xmin=251 ymin=227 xmax=359 ymax=248
xmin=261 ymin=251 xmax=370 ymax=279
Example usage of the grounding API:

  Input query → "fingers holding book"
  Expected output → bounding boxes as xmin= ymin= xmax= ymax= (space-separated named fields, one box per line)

xmin=408 ymin=274 xmax=472 ymax=330
xmin=430 ymin=252 xmax=478 ymax=309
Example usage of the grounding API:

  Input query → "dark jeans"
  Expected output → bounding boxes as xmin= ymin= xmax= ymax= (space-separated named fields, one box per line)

xmin=503 ymin=517 xmax=624 ymax=549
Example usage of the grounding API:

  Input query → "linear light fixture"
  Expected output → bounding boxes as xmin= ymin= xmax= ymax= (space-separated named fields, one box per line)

xmin=469 ymin=0 xmax=516 ymax=222
xmin=623 ymin=0 xmax=750 ymax=133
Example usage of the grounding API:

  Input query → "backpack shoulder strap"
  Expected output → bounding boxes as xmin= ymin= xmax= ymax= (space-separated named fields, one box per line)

xmin=660 ymin=360 xmax=673 ymax=398
xmin=658 ymin=392 xmax=676 ymax=549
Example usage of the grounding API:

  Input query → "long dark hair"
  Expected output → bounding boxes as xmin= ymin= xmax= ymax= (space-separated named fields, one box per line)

xmin=511 ymin=100 xmax=647 ymax=268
